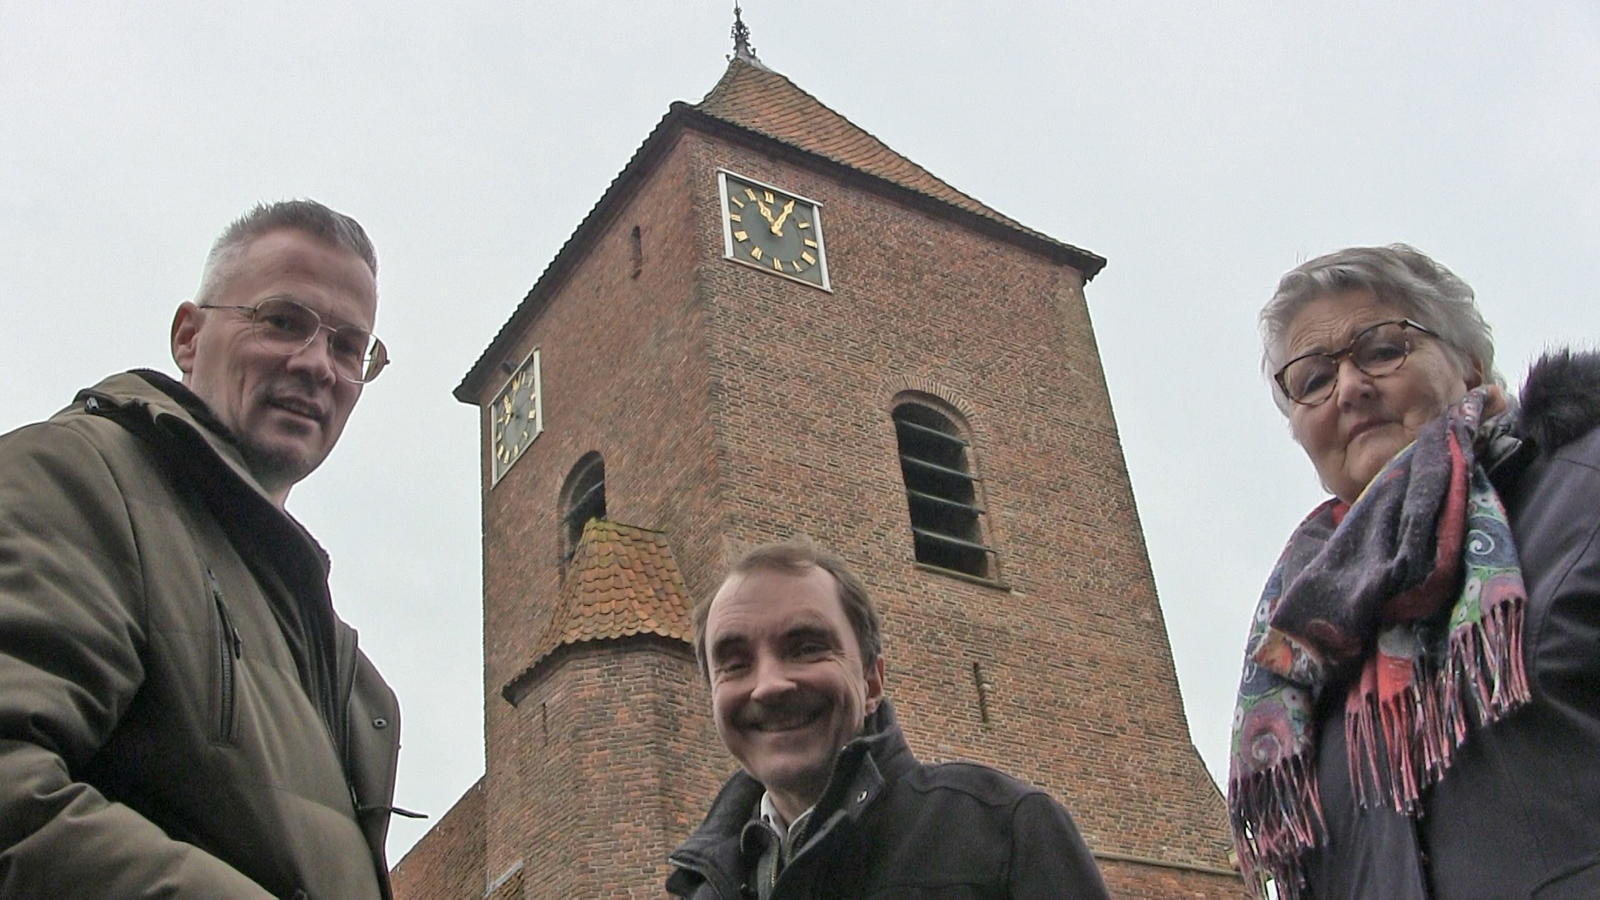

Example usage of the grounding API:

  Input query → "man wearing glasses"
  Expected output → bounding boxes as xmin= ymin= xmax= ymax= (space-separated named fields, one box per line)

xmin=0 ymin=200 xmax=404 ymax=898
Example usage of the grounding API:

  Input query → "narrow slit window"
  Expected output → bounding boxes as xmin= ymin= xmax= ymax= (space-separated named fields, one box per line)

xmin=561 ymin=455 xmax=606 ymax=564
xmin=892 ymin=404 xmax=994 ymax=578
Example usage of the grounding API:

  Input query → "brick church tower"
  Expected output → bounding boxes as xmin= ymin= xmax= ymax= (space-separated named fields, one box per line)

xmin=391 ymin=33 xmax=1243 ymax=900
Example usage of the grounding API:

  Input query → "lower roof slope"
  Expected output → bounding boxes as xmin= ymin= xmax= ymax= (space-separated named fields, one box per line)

xmin=501 ymin=519 xmax=694 ymax=702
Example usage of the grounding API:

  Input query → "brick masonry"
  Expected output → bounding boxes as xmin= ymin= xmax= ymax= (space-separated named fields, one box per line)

xmin=390 ymin=778 xmax=485 ymax=900
xmin=395 ymin=60 xmax=1244 ymax=899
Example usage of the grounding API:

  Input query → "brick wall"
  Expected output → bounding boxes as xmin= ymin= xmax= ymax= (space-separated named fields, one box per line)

xmin=472 ymin=132 xmax=734 ymax=895
xmin=423 ymin=119 xmax=1241 ymax=896
xmin=496 ymin=642 xmax=720 ymax=897
xmin=1100 ymin=861 xmax=1249 ymax=899
xmin=685 ymin=133 xmax=1235 ymax=873
xmin=391 ymin=778 xmax=485 ymax=900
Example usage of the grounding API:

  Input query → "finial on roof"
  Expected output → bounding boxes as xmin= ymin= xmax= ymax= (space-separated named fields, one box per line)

xmin=731 ymin=4 xmax=760 ymax=64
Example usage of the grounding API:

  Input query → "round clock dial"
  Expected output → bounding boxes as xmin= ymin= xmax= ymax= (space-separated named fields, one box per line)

xmin=722 ymin=173 xmax=828 ymax=288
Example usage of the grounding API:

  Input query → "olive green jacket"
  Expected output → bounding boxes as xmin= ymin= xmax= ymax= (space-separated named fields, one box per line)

xmin=0 ymin=371 xmax=400 ymax=899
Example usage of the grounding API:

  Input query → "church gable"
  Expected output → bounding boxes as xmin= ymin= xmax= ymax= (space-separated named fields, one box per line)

xmin=456 ymin=56 xmax=1103 ymax=405
xmin=695 ymin=57 xmax=1097 ymax=271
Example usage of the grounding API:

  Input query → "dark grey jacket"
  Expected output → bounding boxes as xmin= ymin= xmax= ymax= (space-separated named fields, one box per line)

xmin=0 ymin=371 xmax=401 ymax=899
xmin=666 ymin=701 xmax=1109 ymax=899
xmin=1304 ymin=350 xmax=1600 ymax=899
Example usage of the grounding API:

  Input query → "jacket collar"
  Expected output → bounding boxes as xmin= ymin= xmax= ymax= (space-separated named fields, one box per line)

xmin=1478 ymin=349 xmax=1600 ymax=489
xmin=74 ymin=369 xmax=331 ymax=569
xmin=667 ymin=699 xmax=915 ymax=896
xmin=76 ymin=368 xmax=352 ymax=753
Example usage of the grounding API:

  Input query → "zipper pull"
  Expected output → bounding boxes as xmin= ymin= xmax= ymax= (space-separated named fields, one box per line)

xmin=207 ymin=568 xmax=242 ymax=657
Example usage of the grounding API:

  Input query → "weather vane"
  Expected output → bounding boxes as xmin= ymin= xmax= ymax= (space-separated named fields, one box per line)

xmin=731 ymin=4 xmax=758 ymax=62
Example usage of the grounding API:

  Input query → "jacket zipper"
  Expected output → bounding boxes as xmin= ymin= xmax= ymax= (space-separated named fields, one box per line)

xmin=335 ymin=626 xmax=362 ymax=816
xmin=208 ymin=568 xmax=242 ymax=745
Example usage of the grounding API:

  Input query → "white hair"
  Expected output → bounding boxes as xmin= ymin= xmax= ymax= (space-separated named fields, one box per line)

xmin=1259 ymin=244 xmax=1500 ymax=414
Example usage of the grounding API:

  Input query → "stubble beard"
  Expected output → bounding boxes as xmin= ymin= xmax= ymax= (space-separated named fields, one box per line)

xmin=234 ymin=434 xmax=315 ymax=498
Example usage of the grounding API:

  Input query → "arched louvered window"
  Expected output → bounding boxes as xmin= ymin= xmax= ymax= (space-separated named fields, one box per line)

xmin=561 ymin=454 xmax=606 ymax=564
xmin=892 ymin=403 xmax=994 ymax=579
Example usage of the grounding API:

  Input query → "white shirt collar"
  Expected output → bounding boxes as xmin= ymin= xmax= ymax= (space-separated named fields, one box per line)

xmin=758 ymin=792 xmax=813 ymax=840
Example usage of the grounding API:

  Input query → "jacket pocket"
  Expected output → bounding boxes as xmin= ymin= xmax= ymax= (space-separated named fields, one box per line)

xmin=207 ymin=568 xmax=242 ymax=746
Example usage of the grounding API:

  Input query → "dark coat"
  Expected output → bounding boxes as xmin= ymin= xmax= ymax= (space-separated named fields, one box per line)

xmin=0 ymin=371 xmax=401 ymax=899
xmin=666 ymin=700 xmax=1109 ymax=900
xmin=1303 ymin=350 xmax=1600 ymax=899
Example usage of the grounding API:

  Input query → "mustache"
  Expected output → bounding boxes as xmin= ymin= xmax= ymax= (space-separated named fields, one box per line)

xmin=262 ymin=376 xmax=330 ymax=417
xmin=736 ymin=696 xmax=827 ymax=730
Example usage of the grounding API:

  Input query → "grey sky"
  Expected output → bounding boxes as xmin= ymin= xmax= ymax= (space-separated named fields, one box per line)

xmin=3 ymin=1 xmax=1596 ymax=862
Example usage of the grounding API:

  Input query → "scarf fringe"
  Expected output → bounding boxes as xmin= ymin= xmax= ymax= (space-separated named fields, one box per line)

xmin=1234 ymin=596 xmax=1529 ymax=899
xmin=1346 ymin=595 xmax=1531 ymax=814
xmin=1229 ymin=752 xmax=1322 ymax=899
xmin=1228 ymin=390 xmax=1530 ymax=897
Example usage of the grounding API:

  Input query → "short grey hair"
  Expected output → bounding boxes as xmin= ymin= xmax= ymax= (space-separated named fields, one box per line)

xmin=197 ymin=199 xmax=377 ymax=305
xmin=1260 ymin=244 xmax=1500 ymax=413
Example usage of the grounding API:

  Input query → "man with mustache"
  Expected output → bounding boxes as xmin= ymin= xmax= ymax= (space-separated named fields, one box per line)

xmin=0 ymin=200 xmax=405 ymax=898
xmin=668 ymin=541 xmax=1109 ymax=898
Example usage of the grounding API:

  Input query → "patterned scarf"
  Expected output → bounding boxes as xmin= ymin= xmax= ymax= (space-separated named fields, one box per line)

xmin=1227 ymin=388 xmax=1531 ymax=898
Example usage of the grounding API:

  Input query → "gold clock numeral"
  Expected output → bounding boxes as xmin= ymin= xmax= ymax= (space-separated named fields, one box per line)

xmin=750 ymin=246 xmax=763 ymax=260
xmin=763 ymin=191 xmax=774 ymax=203
xmin=729 ymin=213 xmax=741 ymax=222
xmin=745 ymin=188 xmax=757 ymax=201
xmin=730 ymin=196 xmax=744 ymax=208
xmin=791 ymin=260 xmax=803 ymax=272
xmin=801 ymin=251 xmax=816 ymax=264
xmin=772 ymin=258 xmax=783 ymax=271
xmin=733 ymin=230 xmax=748 ymax=242
xmin=797 ymin=221 xmax=810 ymax=229
xmin=803 ymin=238 xmax=817 ymax=248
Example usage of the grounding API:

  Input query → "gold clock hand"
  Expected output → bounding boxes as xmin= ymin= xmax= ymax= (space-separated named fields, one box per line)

xmin=769 ymin=199 xmax=795 ymax=236
xmin=756 ymin=201 xmax=774 ymax=224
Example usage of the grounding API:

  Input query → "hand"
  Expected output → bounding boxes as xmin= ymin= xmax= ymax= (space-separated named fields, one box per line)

xmin=756 ymin=201 xmax=774 ymax=224
xmin=769 ymin=199 xmax=795 ymax=236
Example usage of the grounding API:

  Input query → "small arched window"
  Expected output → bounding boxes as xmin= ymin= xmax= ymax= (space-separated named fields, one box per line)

xmin=561 ymin=454 xmax=606 ymax=564
xmin=892 ymin=403 xmax=994 ymax=579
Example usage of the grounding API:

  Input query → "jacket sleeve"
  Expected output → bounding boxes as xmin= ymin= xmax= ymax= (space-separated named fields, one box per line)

xmin=0 ymin=421 xmax=273 ymax=899
xmin=1007 ymin=792 xmax=1111 ymax=899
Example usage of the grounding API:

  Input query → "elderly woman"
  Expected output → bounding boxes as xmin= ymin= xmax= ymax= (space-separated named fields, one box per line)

xmin=1228 ymin=245 xmax=1600 ymax=899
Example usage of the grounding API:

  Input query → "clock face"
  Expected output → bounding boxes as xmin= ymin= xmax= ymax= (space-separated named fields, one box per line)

xmin=720 ymin=171 xmax=830 ymax=289
xmin=490 ymin=348 xmax=542 ymax=485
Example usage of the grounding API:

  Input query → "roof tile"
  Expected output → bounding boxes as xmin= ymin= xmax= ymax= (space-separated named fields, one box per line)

xmin=525 ymin=519 xmax=695 ymax=669
xmin=695 ymin=58 xmax=1075 ymax=253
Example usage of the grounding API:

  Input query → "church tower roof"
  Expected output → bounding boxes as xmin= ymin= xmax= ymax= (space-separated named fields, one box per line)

xmin=457 ymin=48 xmax=1104 ymax=401
xmin=694 ymin=57 xmax=1077 ymax=262
xmin=500 ymin=519 xmax=693 ymax=703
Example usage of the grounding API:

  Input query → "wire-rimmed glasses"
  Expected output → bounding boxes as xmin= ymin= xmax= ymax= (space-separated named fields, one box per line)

xmin=199 ymin=297 xmax=389 ymax=384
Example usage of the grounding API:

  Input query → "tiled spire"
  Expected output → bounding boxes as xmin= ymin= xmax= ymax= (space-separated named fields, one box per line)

xmin=502 ymin=519 xmax=694 ymax=701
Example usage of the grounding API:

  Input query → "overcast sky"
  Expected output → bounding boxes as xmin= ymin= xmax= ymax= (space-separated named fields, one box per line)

xmin=4 ymin=1 xmax=1597 ymax=862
